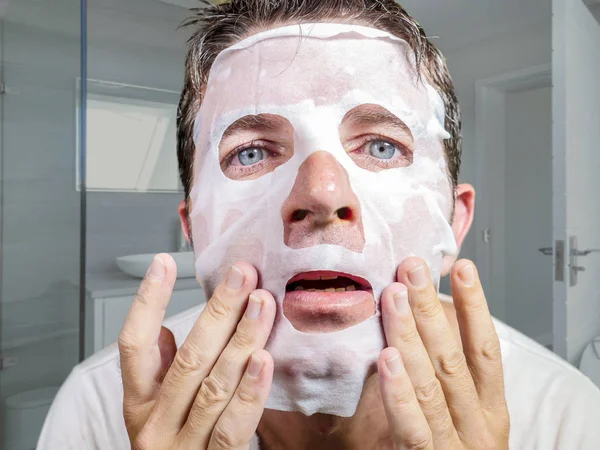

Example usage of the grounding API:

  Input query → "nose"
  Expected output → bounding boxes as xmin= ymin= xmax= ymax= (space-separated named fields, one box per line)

xmin=282 ymin=151 xmax=365 ymax=252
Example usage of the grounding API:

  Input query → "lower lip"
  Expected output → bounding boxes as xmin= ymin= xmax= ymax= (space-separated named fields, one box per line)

xmin=283 ymin=289 xmax=376 ymax=333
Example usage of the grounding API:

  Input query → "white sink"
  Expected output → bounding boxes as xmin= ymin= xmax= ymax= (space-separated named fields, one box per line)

xmin=116 ymin=252 xmax=195 ymax=279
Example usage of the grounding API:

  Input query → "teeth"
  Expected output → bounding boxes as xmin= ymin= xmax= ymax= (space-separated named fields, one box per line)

xmin=320 ymin=275 xmax=338 ymax=280
xmin=292 ymin=285 xmax=359 ymax=292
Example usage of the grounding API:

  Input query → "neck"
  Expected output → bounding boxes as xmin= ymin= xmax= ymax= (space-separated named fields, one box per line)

xmin=258 ymin=373 xmax=393 ymax=450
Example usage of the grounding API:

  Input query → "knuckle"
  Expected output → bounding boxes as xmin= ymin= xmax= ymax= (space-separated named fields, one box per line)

xmin=184 ymin=405 xmax=208 ymax=435
xmin=132 ymin=429 xmax=154 ymax=450
xmin=122 ymin=405 xmax=142 ymax=431
xmin=171 ymin=344 xmax=204 ymax=378
xmin=134 ymin=283 xmax=153 ymax=306
xmin=198 ymin=374 xmax=231 ymax=406
xmin=207 ymin=295 xmax=232 ymax=321
xmin=211 ymin=423 xmax=242 ymax=449
xmin=231 ymin=325 xmax=255 ymax=349
xmin=479 ymin=337 xmax=502 ymax=362
xmin=390 ymin=387 xmax=416 ymax=409
xmin=401 ymin=429 xmax=433 ymax=450
xmin=475 ymin=433 xmax=499 ymax=450
xmin=398 ymin=327 xmax=422 ymax=346
xmin=437 ymin=347 xmax=467 ymax=377
xmin=118 ymin=329 xmax=141 ymax=357
xmin=414 ymin=379 xmax=444 ymax=406
xmin=463 ymin=295 xmax=488 ymax=314
xmin=236 ymin=383 xmax=260 ymax=408
xmin=414 ymin=299 xmax=443 ymax=321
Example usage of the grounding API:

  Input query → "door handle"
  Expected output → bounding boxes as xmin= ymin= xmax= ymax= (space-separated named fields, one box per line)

xmin=538 ymin=247 xmax=553 ymax=256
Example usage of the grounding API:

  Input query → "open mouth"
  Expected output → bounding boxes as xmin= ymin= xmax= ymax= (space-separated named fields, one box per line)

xmin=286 ymin=271 xmax=370 ymax=293
xmin=283 ymin=271 xmax=375 ymax=334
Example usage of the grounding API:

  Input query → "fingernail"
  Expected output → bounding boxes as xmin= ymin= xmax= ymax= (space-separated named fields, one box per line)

xmin=247 ymin=354 xmax=264 ymax=377
xmin=147 ymin=255 xmax=165 ymax=280
xmin=225 ymin=265 xmax=245 ymax=290
xmin=245 ymin=295 xmax=262 ymax=320
xmin=393 ymin=287 xmax=410 ymax=316
xmin=408 ymin=264 xmax=428 ymax=289
xmin=459 ymin=264 xmax=475 ymax=287
xmin=386 ymin=354 xmax=404 ymax=375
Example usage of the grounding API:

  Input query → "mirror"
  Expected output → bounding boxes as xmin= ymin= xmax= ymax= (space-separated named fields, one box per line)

xmin=76 ymin=79 xmax=182 ymax=193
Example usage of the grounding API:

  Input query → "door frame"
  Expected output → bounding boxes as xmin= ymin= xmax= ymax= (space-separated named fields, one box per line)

xmin=474 ymin=64 xmax=552 ymax=343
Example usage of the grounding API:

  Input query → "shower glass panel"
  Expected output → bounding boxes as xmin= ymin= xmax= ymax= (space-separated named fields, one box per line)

xmin=0 ymin=0 xmax=84 ymax=447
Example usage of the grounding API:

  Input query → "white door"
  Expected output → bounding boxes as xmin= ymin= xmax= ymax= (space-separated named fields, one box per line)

xmin=474 ymin=65 xmax=553 ymax=346
xmin=504 ymin=86 xmax=553 ymax=346
xmin=552 ymin=0 xmax=600 ymax=364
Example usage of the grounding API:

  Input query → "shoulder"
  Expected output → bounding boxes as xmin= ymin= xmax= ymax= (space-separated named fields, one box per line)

xmin=496 ymin=320 xmax=600 ymax=449
xmin=38 ymin=304 xmax=206 ymax=450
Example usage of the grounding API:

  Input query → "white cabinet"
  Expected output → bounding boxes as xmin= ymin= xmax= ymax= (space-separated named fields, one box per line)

xmin=85 ymin=286 xmax=205 ymax=357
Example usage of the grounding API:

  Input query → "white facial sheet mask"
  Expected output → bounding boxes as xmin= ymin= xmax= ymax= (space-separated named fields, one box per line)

xmin=190 ymin=23 xmax=458 ymax=417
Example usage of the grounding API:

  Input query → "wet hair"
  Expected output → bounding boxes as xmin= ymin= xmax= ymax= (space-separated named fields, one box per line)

xmin=177 ymin=0 xmax=462 ymax=210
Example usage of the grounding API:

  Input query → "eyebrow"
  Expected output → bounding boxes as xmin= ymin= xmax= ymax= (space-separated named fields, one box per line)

xmin=343 ymin=107 xmax=413 ymax=136
xmin=221 ymin=114 xmax=283 ymax=140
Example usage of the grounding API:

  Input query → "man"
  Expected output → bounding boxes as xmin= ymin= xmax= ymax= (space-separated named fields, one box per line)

xmin=39 ymin=1 xmax=600 ymax=449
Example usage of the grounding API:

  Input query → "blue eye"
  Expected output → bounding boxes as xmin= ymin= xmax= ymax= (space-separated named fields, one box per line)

xmin=369 ymin=140 xmax=397 ymax=159
xmin=238 ymin=147 xmax=265 ymax=166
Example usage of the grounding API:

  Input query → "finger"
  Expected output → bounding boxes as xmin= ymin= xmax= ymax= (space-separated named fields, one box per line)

xmin=125 ymin=326 xmax=176 ymax=442
xmin=398 ymin=257 xmax=487 ymax=437
xmin=179 ymin=289 xmax=276 ymax=446
xmin=118 ymin=254 xmax=177 ymax=430
xmin=148 ymin=262 xmax=260 ymax=434
xmin=378 ymin=347 xmax=434 ymax=450
xmin=381 ymin=283 xmax=458 ymax=447
xmin=208 ymin=350 xmax=274 ymax=450
xmin=451 ymin=260 xmax=507 ymax=417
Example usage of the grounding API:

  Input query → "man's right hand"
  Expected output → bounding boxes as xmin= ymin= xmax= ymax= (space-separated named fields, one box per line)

xmin=118 ymin=254 xmax=276 ymax=450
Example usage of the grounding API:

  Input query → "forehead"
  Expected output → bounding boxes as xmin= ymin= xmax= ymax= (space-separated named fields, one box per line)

xmin=201 ymin=29 xmax=440 ymax=121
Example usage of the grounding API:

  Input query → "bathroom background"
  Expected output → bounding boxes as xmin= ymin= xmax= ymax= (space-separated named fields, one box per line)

xmin=1 ymin=0 xmax=599 ymax=448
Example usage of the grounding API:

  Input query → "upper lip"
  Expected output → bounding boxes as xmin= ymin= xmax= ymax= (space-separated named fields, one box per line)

xmin=285 ymin=271 xmax=372 ymax=292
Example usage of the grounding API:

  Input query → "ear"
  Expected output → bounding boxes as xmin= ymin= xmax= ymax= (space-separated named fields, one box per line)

xmin=440 ymin=183 xmax=475 ymax=276
xmin=178 ymin=199 xmax=192 ymax=243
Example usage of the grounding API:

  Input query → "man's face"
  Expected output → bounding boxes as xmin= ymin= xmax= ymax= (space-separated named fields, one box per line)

xmin=188 ymin=24 xmax=457 ymax=416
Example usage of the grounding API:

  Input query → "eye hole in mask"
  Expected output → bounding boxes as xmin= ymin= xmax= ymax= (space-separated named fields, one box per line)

xmin=219 ymin=113 xmax=295 ymax=180
xmin=339 ymin=104 xmax=414 ymax=172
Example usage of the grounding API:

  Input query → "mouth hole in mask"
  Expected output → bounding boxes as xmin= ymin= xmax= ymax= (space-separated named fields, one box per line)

xmin=285 ymin=271 xmax=371 ymax=293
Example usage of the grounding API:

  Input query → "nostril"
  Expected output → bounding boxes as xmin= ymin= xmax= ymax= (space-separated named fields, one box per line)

xmin=336 ymin=207 xmax=353 ymax=221
xmin=291 ymin=209 xmax=309 ymax=222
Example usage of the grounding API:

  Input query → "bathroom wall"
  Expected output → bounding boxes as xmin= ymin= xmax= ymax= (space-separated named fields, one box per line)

xmin=438 ymin=19 xmax=552 ymax=295
xmin=85 ymin=0 xmax=189 ymax=276
xmin=553 ymin=0 xmax=600 ymax=363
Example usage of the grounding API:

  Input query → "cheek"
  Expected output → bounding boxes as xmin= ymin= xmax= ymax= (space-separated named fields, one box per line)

xmin=388 ymin=196 xmax=438 ymax=256
xmin=220 ymin=209 xmax=244 ymax=235
xmin=191 ymin=214 xmax=210 ymax=254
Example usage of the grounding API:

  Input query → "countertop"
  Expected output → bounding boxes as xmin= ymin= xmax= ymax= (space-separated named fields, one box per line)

xmin=86 ymin=272 xmax=202 ymax=298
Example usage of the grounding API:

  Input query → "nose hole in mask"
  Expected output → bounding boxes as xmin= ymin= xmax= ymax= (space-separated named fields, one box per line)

xmin=336 ymin=207 xmax=353 ymax=221
xmin=291 ymin=209 xmax=309 ymax=222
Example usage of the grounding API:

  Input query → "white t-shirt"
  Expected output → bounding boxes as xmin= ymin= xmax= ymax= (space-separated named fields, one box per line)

xmin=38 ymin=297 xmax=600 ymax=449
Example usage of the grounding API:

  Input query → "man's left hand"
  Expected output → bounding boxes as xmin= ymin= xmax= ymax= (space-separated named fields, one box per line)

xmin=378 ymin=257 xmax=510 ymax=450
